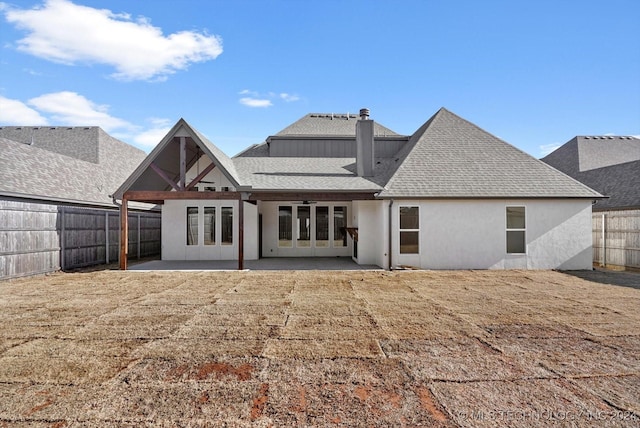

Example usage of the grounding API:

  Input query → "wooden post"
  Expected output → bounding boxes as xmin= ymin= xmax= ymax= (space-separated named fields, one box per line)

xmin=238 ymin=199 xmax=244 ymax=270
xmin=602 ymin=213 xmax=606 ymax=267
xmin=137 ymin=213 xmax=141 ymax=259
xmin=180 ymin=136 xmax=186 ymax=190
xmin=105 ymin=211 xmax=109 ymax=264
xmin=120 ymin=197 xmax=129 ymax=270
xmin=60 ymin=206 xmax=66 ymax=270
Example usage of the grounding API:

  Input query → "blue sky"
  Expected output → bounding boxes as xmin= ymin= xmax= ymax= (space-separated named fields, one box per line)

xmin=1 ymin=0 xmax=639 ymax=158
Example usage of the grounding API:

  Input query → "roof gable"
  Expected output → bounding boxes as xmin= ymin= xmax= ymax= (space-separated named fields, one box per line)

xmin=113 ymin=119 xmax=242 ymax=199
xmin=379 ymin=108 xmax=602 ymax=199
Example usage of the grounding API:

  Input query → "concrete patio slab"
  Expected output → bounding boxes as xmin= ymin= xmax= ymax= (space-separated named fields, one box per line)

xmin=128 ymin=257 xmax=381 ymax=271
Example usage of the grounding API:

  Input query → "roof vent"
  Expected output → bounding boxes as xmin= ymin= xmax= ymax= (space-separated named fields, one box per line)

xmin=359 ymin=108 xmax=370 ymax=120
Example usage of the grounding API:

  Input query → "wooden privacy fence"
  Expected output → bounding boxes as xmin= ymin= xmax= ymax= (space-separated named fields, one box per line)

xmin=0 ymin=199 xmax=161 ymax=280
xmin=592 ymin=209 xmax=640 ymax=270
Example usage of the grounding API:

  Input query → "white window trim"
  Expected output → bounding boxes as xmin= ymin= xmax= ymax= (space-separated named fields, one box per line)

xmin=506 ymin=205 xmax=526 ymax=255
xmin=277 ymin=204 xmax=348 ymax=249
xmin=399 ymin=205 xmax=420 ymax=255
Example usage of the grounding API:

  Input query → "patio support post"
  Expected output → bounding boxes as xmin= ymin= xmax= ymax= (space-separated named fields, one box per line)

xmin=238 ymin=199 xmax=244 ymax=270
xmin=120 ymin=196 xmax=129 ymax=270
xmin=180 ymin=136 xmax=186 ymax=190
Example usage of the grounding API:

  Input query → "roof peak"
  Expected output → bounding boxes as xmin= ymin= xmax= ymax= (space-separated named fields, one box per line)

xmin=578 ymin=135 xmax=638 ymax=140
xmin=307 ymin=113 xmax=358 ymax=119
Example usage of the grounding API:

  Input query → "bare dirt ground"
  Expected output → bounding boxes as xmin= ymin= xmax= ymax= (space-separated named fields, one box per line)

xmin=0 ymin=269 xmax=639 ymax=427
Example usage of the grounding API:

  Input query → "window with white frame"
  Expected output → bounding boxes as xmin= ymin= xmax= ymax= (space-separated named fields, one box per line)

xmin=333 ymin=206 xmax=347 ymax=247
xmin=278 ymin=206 xmax=293 ymax=247
xmin=506 ymin=206 xmax=526 ymax=254
xmin=187 ymin=207 xmax=198 ymax=245
xmin=204 ymin=207 xmax=215 ymax=245
xmin=221 ymin=207 xmax=233 ymax=245
xmin=315 ymin=206 xmax=329 ymax=247
xmin=399 ymin=206 xmax=419 ymax=254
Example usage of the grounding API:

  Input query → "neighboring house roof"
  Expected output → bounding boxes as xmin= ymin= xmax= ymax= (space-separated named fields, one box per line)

xmin=378 ymin=109 xmax=602 ymax=199
xmin=115 ymin=108 xmax=604 ymax=201
xmin=0 ymin=128 xmax=146 ymax=207
xmin=542 ymin=136 xmax=640 ymax=210
xmin=273 ymin=113 xmax=400 ymax=137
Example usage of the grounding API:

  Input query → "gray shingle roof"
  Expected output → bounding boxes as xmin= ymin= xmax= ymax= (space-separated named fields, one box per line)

xmin=274 ymin=113 xmax=400 ymax=137
xmin=0 ymin=130 xmax=146 ymax=206
xmin=0 ymin=126 xmax=100 ymax=162
xmin=378 ymin=108 xmax=603 ymax=199
xmin=113 ymin=109 xmax=605 ymax=201
xmin=233 ymin=157 xmax=396 ymax=191
xmin=542 ymin=136 xmax=640 ymax=209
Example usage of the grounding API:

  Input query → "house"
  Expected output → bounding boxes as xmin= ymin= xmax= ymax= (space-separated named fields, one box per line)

xmin=541 ymin=136 xmax=640 ymax=269
xmin=541 ymin=136 xmax=640 ymax=211
xmin=0 ymin=126 xmax=160 ymax=279
xmin=113 ymin=108 xmax=603 ymax=271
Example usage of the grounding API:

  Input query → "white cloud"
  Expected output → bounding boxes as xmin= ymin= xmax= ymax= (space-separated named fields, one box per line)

xmin=0 ymin=95 xmax=49 ymax=125
xmin=28 ymin=91 xmax=132 ymax=131
xmin=280 ymin=93 xmax=300 ymax=102
xmin=3 ymin=0 xmax=223 ymax=81
xmin=539 ymin=143 xmax=561 ymax=157
xmin=239 ymin=97 xmax=273 ymax=108
xmin=238 ymin=89 xmax=300 ymax=107
xmin=131 ymin=118 xmax=172 ymax=148
xmin=0 ymin=91 xmax=174 ymax=151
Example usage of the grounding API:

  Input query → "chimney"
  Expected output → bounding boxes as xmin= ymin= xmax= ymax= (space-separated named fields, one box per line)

xmin=356 ymin=108 xmax=374 ymax=177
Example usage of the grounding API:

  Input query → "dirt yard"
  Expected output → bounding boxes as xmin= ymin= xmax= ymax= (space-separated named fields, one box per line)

xmin=0 ymin=269 xmax=639 ymax=427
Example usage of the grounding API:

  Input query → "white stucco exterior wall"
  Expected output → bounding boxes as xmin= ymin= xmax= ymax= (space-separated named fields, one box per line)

xmin=390 ymin=199 xmax=593 ymax=270
xmin=352 ymin=200 xmax=389 ymax=269
xmin=161 ymin=199 xmax=257 ymax=261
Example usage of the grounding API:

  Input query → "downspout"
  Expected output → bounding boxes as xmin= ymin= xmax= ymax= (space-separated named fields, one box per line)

xmin=388 ymin=199 xmax=394 ymax=271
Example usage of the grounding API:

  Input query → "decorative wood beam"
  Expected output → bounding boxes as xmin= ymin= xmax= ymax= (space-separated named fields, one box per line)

xmin=180 ymin=137 xmax=186 ymax=191
xmin=248 ymin=192 xmax=377 ymax=201
xmin=150 ymin=163 xmax=179 ymax=191
xmin=124 ymin=190 xmax=243 ymax=202
xmin=185 ymin=163 xmax=216 ymax=190
xmin=119 ymin=197 xmax=128 ymax=270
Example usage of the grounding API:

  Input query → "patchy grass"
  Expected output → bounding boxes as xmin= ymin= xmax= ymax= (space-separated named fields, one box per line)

xmin=0 ymin=269 xmax=639 ymax=426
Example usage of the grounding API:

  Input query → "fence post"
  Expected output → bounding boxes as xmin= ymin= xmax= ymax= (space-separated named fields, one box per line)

xmin=60 ymin=206 xmax=65 ymax=270
xmin=601 ymin=213 xmax=606 ymax=267
xmin=105 ymin=211 xmax=109 ymax=264
xmin=137 ymin=213 xmax=141 ymax=259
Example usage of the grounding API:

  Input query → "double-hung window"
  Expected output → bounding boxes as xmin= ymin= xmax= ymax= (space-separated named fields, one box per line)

xmin=506 ymin=206 xmax=526 ymax=254
xmin=399 ymin=206 xmax=419 ymax=254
